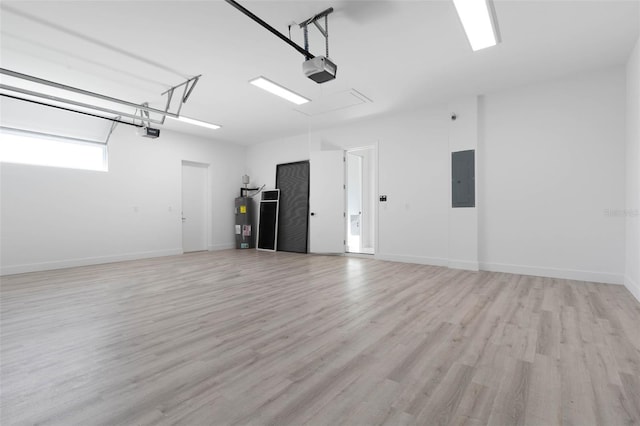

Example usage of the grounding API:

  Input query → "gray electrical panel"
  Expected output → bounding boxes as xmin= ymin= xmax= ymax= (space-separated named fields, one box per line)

xmin=235 ymin=197 xmax=254 ymax=249
xmin=452 ymin=150 xmax=475 ymax=208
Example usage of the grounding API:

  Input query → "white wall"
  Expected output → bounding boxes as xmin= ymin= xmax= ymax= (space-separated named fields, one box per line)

xmin=626 ymin=36 xmax=640 ymax=301
xmin=2 ymin=68 xmax=627 ymax=285
xmin=245 ymin=135 xmax=309 ymax=190
xmin=0 ymin=125 xmax=245 ymax=275
xmin=448 ymin=97 xmax=479 ymax=271
xmin=247 ymin=67 xmax=627 ymax=284
xmin=247 ymin=107 xmax=454 ymax=267
xmin=479 ymin=67 xmax=626 ymax=284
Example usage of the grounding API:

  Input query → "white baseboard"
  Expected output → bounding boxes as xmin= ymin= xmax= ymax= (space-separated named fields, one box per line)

xmin=208 ymin=243 xmax=235 ymax=251
xmin=374 ymin=255 xmax=621 ymax=284
xmin=448 ymin=259 xmax=480 ymax=271
xmin=375 ymin=253 xmax=449 ymax=267
xmin=0 ymin=248 xmax=183 ymax=276
xmin=625 ymin=275 xmax=640 ymax=302
xmin=480 ymin=262 xmax=624 ymax=285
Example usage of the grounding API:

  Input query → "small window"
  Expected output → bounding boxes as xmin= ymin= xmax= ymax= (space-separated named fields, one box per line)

xmin=0 ymin=128 xmax=108 ymax=172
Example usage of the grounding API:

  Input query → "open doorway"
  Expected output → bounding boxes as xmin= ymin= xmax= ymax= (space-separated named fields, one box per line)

xmin=346 ymin=147 xmax=375 ymax=254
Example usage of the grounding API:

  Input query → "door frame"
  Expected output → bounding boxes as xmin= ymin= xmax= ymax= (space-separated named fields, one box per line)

xmin=346 ymin=151 xmax=363 ymax=253
xmin=345 ymin=143 xmax=378 ymax=255
xmin=181 ymin=160 xmax=211 ymax=253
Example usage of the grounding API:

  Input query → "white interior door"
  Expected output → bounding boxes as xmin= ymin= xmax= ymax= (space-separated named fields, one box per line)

xmin=309 ymin=151 xmax=345 ymax=254
xmin=182 ymin=161 xmax=208 ymax=253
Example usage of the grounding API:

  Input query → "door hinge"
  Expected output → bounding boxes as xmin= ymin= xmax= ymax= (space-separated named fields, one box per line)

xmin=343 ymin=212 xmax=346 ymax=217
xmin=343 ymin=184 xmax=346 ymax=190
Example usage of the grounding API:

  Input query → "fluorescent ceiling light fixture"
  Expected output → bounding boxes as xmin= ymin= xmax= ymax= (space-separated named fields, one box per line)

xmin=453 ymin=0 xmax=499 ymax=51
xmin=249 ymin=76 xmax=310 ymax=105
xmin=167 ymin=115 xmax=221 ymax=130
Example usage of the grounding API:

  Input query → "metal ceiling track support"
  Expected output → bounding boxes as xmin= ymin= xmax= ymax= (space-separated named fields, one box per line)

xmin=0 ymin=125 xmax=117 ymax=146
xmin=1 ymin=92 xmax=131 ymax=144
xmin=299 ymin=8 xmax=334 ymax=58
xmin=1 ymin=83 xmax=165 ymax=125
xmin=224 ymin=0 xmax=317 ymax=60
xmin=160 ymin=75 xmax=201 ymax=124
xmin=0 ymin=68 xmax=201 ymax=127
xmin=0 ymin=93 xmax=142 ymax=128
xmin=137 ymin=102 xmax=154 ymax=128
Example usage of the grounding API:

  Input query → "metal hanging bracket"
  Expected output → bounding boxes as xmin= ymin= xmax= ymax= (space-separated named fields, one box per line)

xmin=160 ymin=74 xmax=201 ymax=122
xmin=137 ymin=103 xmax=152 ymax=128
xmin=298 ymin=8 xmax=333 ymax=58
xmin=105 ymin=117 xmax=120 ymax=143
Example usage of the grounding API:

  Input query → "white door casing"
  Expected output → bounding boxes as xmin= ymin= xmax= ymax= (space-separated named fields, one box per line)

xmin=182 ymin=161 xmax=208 ymax=253
xmin=347 ymin=152 xmax=363 ymax=253
xmin=347 ymin=146 xmax=376 ymax=254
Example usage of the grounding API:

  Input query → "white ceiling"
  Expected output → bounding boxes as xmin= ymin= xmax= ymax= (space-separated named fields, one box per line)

xmin=1 ymin=0 xmax=638 ymax=145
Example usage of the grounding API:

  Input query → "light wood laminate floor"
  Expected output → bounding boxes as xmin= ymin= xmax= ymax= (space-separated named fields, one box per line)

xmin=1 ymin=250 xmax=639 ymax=425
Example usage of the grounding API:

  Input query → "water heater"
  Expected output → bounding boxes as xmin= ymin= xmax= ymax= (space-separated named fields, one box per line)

xmin=235 ymin=196 xmax=254 ymax=249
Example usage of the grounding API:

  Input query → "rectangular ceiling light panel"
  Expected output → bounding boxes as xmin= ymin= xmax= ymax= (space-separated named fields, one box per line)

xmin=453 ymin=0 xmax=499 ymax=51
xmin=249 ymin=77 xmax=310 ymax=105
xmin=167 ymin=115 xmax=221 ymax=130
